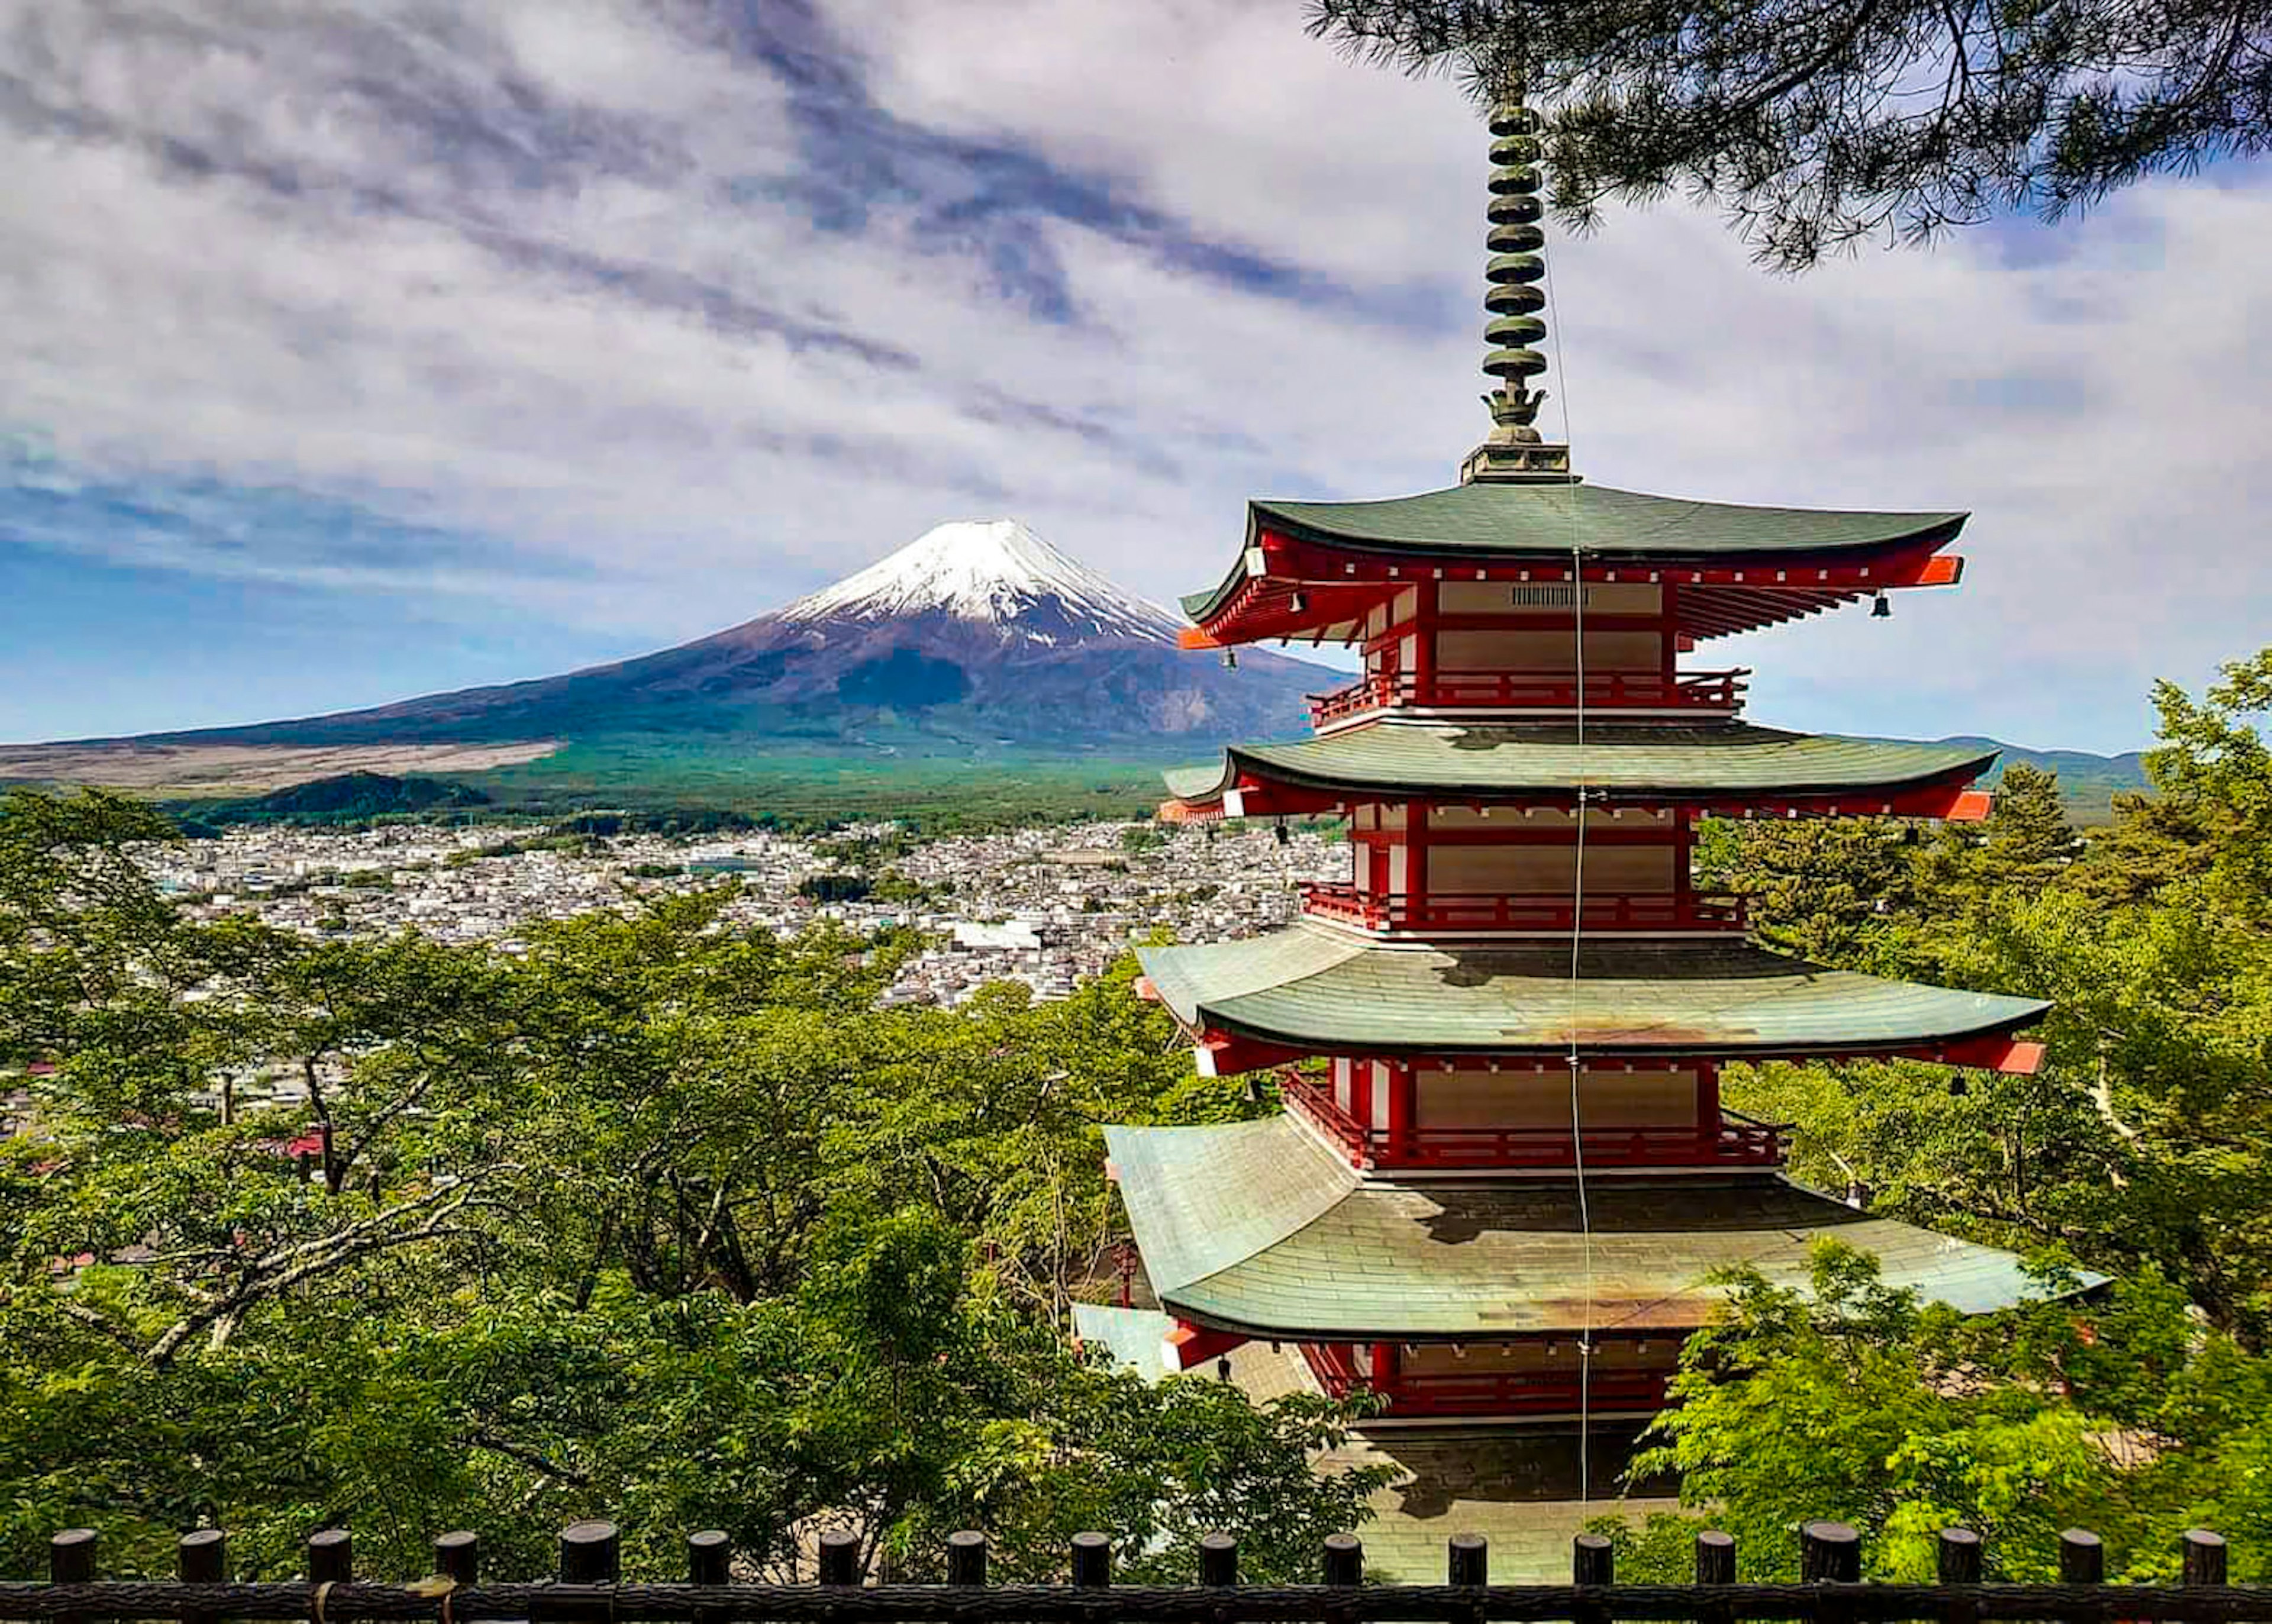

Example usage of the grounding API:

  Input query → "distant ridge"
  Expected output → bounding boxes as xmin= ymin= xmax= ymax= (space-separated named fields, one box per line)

xmin=43 ymin=520 xmax=1336 ymax=761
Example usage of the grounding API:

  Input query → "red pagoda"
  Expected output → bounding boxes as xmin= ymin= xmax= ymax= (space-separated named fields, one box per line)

xmin=1080 ymin=102 xmax=2083 ymax=1426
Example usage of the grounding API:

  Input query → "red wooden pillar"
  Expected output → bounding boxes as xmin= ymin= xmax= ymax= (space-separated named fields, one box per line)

xmin=1673 ymin=810 xmax=1694 ymax=904
xmin=1371 ymin=1340 xmax=1401 ymax=1403
xmin=1384 ymin=1060 xmax=1415 ymax=1160
xmin=1410 ymin=579 xmax=1437 ymax=704
xmin=1697 ymin=1062 xmax=1721 ymax=1148
xmin=1659 ymin=580 xmax=1680 ymax=687
xmin=1408 ymin=801 xmax=1429 ymax=922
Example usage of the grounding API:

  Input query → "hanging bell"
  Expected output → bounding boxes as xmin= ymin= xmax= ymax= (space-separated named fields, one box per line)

xmin=1274 ymin=820 xmax=1290 ymax=847
xmin=1871 ymin=592 xmax=1892 ymax=619
xmin=1221 ymin=647 xmax=1239 ymax=669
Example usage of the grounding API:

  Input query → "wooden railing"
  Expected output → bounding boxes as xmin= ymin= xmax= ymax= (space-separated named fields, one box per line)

xmin=5 ymin=1517 xmax=2252 ymax=1613
xmin=1283 ymin=1078 xmax=1787 ymax=1171
xmin=1300 ymin=884 xmax=1750 ymax=935
xmin=1308 ymin=670 xmax=1749 ymax=727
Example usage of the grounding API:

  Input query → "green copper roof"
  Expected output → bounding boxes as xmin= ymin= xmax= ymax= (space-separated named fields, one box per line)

xmin=1071 ymin=1304 xmax=1177 ymax=1382
xmin=1162 ymin=721 xmax=1996 ymax=805
xmin=1107 ymin=1116 xmax=2092 ymax=1338
xmin=1180 ymin=485 xmax=1966 ymax=621
xmin=1137 ymin=925 xmax=2048 ymax=1057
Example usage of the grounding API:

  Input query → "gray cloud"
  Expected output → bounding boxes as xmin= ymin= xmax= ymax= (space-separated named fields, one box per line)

xmin=0 ymin=0 xmax=2265 ymax=750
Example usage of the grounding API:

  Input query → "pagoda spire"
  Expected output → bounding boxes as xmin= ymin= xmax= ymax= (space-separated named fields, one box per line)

xmin=1462 ymin=96 xmax=1573 ymax=485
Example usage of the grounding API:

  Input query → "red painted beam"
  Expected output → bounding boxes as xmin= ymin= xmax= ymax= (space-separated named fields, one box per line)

xmin=1923 ymin=1035 xmax=2048 ymax=1074
xmin=1163 ymin=1318 xmax=1251 ymax=1371
xmin=1188 ymin=531 xmax=1964 ymax=647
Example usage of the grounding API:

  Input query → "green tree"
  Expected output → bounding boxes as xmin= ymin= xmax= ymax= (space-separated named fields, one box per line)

xmin=0 ymin=789 xmax=1376 ymax=1581
xmin=1307 ymin=0 xmax=2272 ymax=266
xmin=1619 ymin=1242 xmax=2272 ymax=1581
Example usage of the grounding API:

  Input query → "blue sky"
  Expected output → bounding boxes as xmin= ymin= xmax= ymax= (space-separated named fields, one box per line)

xmin=4 ymin=1 xmax=2269 ymax=753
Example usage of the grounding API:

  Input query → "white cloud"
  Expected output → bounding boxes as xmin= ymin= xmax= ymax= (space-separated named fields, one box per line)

xmin=0 ymin=0 xmax=2265 ymax=749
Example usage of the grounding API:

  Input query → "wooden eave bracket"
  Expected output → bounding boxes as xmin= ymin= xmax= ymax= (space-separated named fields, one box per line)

xmin=1195 ymin=1031 xmax=1306 ymax=1076
xmin=1912 ymin=1035 xmax=2048 ymax=1074
xmin=1163 ymin=1318 xmax=1252 ymax=1371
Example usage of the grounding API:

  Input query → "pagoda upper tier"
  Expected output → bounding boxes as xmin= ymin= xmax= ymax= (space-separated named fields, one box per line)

xmin=1163 ymin=721 xmax=1996 ymax=821
xmin=1137 ymin=925 xmax=2049 ymax=1077
xmin=1180 ymin=483 xmax=1966 ymax=650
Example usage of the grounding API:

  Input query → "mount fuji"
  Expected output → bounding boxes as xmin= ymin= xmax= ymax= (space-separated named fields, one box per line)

xmin=113 ymin=521 xmax=1334 ymax=758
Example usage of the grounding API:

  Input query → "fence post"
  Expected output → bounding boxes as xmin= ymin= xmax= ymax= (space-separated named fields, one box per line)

xmin=180 ymin=1528 xmax=227 ymax=1624
xmin=1573 ymin=1531 xmax=1613 ymax=1624
xmin=50 ymin=1528 xmax=96 ymax=1624
xmin=1199 ymin=1532 xmax=1238 ymax=1587
xmin=2057 ymin=1529 xmax=2103 ymax=1583
xmin=1801 ymin=1520 xmax=1858 ymax=1624
xmin=559 ymin=1520 xmax=620 ymax=1582
xmin=688 ymin=1531 xmax=731 ymax=1584
xmin=688 ymin=1528 xmax=730 ymax=1624
xmin=1323 ymin=1534 xmax=1364 ymax=1586
xmin=1800 ymin=1522 xmax=1860 ymax=1583
xmin=1936 ymin=1527 xmax=1981 ymax=1624
xmin=1694 ymin=1526 xmax=1735 ymax=1624
xmin=2056 ymin=1528 xmax=2101 ymax=1624
xmin=1449 ymin=1533 xmax=1489 ymax=1586
xmin=946 ymin=1531 xmax=987 ymax=1587
xmin=1070 ymin=1532 xmax=1112 ymax=1589
xmin=2181 ymin=1530 xmax=2228 ymax=1587
xmin=555 ymin=1520 xmax=618 ymax=1624
xmin=818 ymin=1529 xmax=861 ymax=1586
xmin=51 ymin=1529 xmax=98 ymax=1584
xmin=306 ymin=1527 xmax=350 ymax=1624
xmin=435 ymin=1532 xmax=480 ymax=1584
xmin=308 ymin=1531 xmax=353 ymax=1586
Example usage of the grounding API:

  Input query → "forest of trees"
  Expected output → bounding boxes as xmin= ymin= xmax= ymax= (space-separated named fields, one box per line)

xmin=1612 ymin=647 xmax=2272 ymax=1579
xmin=4 ymin=646 xmax=2271 ymax=1583
xmin=0 ymin=796 xmax=1382 ymax=1582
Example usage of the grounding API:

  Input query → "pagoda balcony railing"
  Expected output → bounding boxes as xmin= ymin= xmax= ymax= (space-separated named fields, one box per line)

xmin=1300 ymin=883 xmax=1750 ymax=935
xmin=1303 ymin=1344 xmax=1672 ymax=1418
xmin=1307 ymin=669 xmax=1749 ymax=727
xmin=1284 ymin=1077 xmax=1788 ymax=1171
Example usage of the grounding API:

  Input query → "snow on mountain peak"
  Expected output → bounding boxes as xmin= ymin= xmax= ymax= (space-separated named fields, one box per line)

xmin=777 ymin=519 xmax=1186 ymax=645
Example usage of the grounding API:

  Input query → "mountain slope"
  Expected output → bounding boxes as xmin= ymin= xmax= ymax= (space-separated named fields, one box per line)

xmin=112 ymin=520 xmax=1336 ymax=757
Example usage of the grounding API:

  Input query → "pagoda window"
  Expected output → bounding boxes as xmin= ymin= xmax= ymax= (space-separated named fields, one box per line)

xmin=1434 ymin=627 xmax=1664 ymax=674
xmin=1425 ymin=842 xmax=1676 ymax=895
xmin=1414 ymin=1065 xmax=1701 ymax=1132
xmin=1434 ymin=582 xmax=1662 ymax=618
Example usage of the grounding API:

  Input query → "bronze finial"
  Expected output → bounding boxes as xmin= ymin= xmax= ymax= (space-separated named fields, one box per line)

xmin=1463 ymin=97 xmax=1573 ymax=483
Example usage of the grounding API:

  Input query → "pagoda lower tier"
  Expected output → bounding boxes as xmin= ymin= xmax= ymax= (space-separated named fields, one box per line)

xmin=1137 ymin=924 xmax=2051 ymax=1079
xmin=1096 ymin=1115 xmax=2103 ymax=1422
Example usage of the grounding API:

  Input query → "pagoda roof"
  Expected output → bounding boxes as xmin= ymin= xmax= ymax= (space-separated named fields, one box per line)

xmin=1163 ymin=720 xmax=1996 ymax=811
xmin=1136 ymin=924 xmax=2048 ymax=1060
xmin=1107 ymin=1115 xmax=2092 ymax=1339
xmin=1180 ymin=483 xmax=1966 ymax=627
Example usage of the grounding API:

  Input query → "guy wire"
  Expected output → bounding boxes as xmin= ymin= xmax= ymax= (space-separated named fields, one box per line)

xmin=1541 ymin=226 xmax=1597 ymax=1503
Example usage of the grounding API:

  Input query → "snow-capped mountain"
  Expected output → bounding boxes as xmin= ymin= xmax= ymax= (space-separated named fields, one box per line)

xmin=138 ymin=520 xmax=1335 ymax=757
xmin=779 ymin=519 xmax=1186 ymax=647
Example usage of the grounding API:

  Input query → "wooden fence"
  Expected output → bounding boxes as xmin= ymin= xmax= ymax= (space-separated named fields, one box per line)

xmin=2 ymin=1520 xmax=2263 ymax=1622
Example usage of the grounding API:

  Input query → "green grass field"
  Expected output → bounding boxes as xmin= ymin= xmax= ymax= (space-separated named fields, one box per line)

xmin=462 ymin=735 xmax=1179 ymax=830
